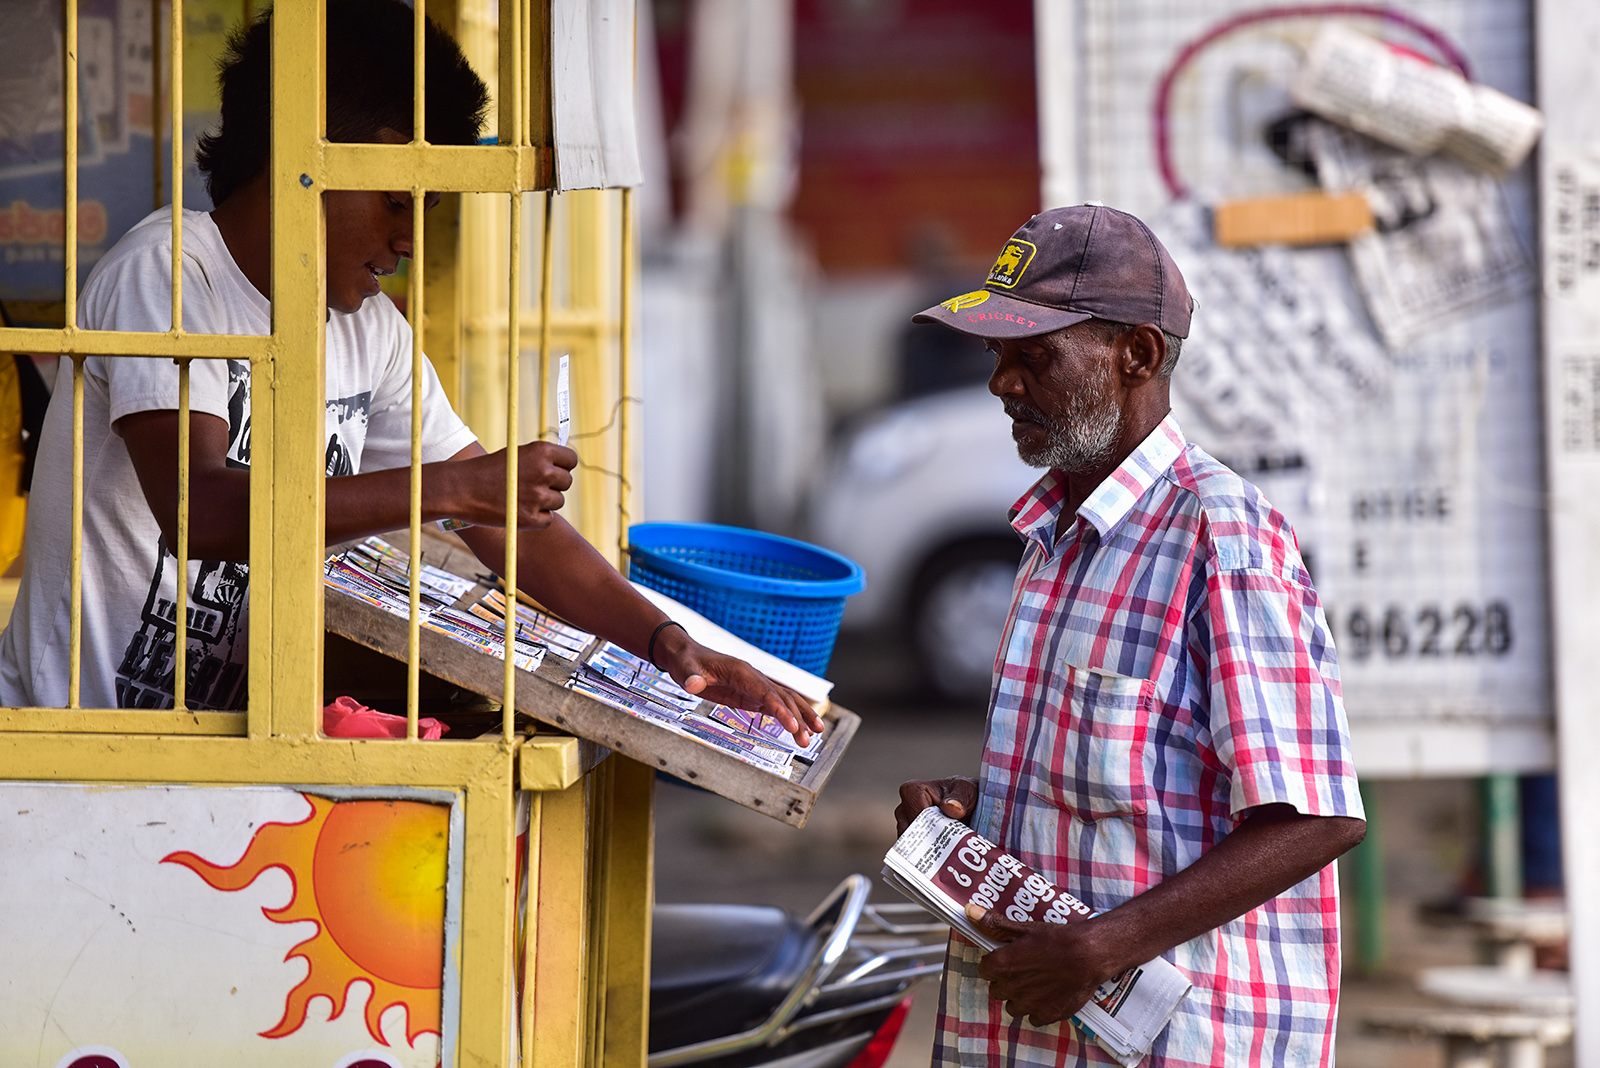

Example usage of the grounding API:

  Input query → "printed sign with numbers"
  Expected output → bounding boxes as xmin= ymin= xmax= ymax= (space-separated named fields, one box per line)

xmin=1059 ymin=0 xmax=1551 ymax=774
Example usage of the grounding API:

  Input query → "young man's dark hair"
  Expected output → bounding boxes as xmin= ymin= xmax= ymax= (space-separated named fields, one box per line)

xmin=195 ymin=0 xmax=490 ymax=206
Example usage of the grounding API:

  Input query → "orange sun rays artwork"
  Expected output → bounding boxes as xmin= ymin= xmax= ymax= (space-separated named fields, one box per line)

xmin=162 ymin=795 xmax=451 ymax=1047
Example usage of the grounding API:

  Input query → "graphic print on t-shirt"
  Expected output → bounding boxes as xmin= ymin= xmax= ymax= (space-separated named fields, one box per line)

xmin=115 ymin=361 xmax=374 ymax=709
xmin=226 ymin=359 xmax=251 ymax=467
xmin=324 ymin=391 xmax=371 ymax=476
xmin=117 ymin=543 xmax=250 ymax=709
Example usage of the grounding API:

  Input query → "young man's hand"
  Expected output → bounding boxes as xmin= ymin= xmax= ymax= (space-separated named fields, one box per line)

xmin=965 ymin=906 xmax=1125 ymax=1027
xmin=651 ymin=628 xmax=824 ymax=745
xmin=895 ymin=776 xmax=979 ymax=834
xmin=430 ymin=441 xmax=577 ymax=530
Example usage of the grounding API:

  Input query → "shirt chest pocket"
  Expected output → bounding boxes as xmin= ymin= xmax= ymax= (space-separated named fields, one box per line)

xmin=1026 ymin=663 xmax=1154 ymax=822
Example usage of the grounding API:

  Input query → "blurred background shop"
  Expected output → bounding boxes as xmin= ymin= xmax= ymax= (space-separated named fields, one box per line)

xmin=629 ymin=1 xmax=1584 ymax=1066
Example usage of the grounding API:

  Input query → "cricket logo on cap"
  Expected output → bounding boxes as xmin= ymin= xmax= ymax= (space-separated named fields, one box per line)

xmin=940 ymin=290 xmax=990 ymax=314
xmin=987 ymin=240 xmax=1036 ymax=289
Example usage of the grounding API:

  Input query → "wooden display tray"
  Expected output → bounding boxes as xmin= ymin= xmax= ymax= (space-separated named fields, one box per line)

xmin=322 ymin=537 xmax=858 ymax=828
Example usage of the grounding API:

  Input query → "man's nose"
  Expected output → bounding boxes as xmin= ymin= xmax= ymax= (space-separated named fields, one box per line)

xmin=989 ymin=349 xmax=1022 ymax=397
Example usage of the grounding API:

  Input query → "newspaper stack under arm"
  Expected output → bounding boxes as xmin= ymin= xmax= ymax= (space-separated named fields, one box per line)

xmin=883 ymin=808 xmax=1190 ymax=1067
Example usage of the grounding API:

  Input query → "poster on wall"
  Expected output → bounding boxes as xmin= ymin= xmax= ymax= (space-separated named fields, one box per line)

xmin=0 ymin=0 xmax=237 ymax=317
xmin=0 ymin=783 xmax=460 ymax=1068
xmin=1068 ymin=0 xmax=1549 ymax=775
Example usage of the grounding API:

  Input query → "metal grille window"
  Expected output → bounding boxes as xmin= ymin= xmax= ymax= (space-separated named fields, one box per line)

xmin=0 ymin=2 xmax=651 ymax=1063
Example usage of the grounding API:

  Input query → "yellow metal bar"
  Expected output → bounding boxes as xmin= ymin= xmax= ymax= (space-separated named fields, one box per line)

xmin=170 ymin=0 xmax=183 ymax=331
xmin=585 ymin=761 xmax=615 ymax=1064
xmin=68 ymin=357 xmax=84 ymax=708
xmin=538 ymin=192 xmax=556 ymax=437
xmin=617 ymin=188 xmax=635 ymax=565
xmin=413 ymin=0 xmax=426 ymax=144
xmin=522 ymin=0 xmax=534 ymax=148
xmin=174 ymin=359 xmax=190 ymax=710
xmin=320 ymin=135 xmax=553 ymax=191
xmin=517 ymin=310 xmax=609 ymax=335
xmin=0 ymin=731 xmax=517 ymax=788
xmin=500 ymin=0 xmax=522 ymax=146
xmin=150 ymin=0 xmax=162 ymax=210
xmin=63 ymin=0 xmax=78 ymax=329
xmin=528 ymin=777 xmax=592 ymax=1068
xmin=526 ymin=0 xmax=551 ymax=152
xmin=517 ymin=735 xmax=588 ymax=791
xmin=0 ymin=710 xmax=246 ymax=734
xmin=503 ymin=191 xmax=522 ymax=742
xmin=520 ymin=790 xmax=545 ymax=1067
xmin=258 ymin=0 xmax=329 ymax=739
xmin=0 ymin=328 xmax=272 ymax=359
xmin=456 ymin=757 xmax=521 ymax=1064
xmin=599 ymin=758 xmax=656 ymax=1066
xmin=407 ymin=189 xmax=426 ymax=740
xmin=567 ymin=191 xmax=619 ymax=552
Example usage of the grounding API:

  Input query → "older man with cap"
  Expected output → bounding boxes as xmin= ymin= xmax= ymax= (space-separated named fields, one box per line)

xmin=894 ymin=205 xmax=1367 ymax=1067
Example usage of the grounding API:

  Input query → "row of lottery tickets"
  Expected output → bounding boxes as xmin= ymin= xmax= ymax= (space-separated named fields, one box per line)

xmin=324 ymin=537 xmax=822 ymax=775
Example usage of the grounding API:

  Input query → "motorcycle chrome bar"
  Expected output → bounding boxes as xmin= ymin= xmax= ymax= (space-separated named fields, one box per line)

xmin=821 ymin=962 xmax=946 ymax=995
xmin=773 ymin=987 xmax=923 ymax=1040
xmin=862 ymin=901 xmax=946 ymax=936
xmin=648 ymin=874 xmax=874 ymax=1068
xmin=827 ymin=942 xmax=947 ymax=988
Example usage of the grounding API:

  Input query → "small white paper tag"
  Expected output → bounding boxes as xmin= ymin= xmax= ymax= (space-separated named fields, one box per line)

xmin=556 ymin=354 xmax=571 ymax=446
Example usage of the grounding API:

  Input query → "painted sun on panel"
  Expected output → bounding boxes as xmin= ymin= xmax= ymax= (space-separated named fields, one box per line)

xmin=163 ymin=795 xmax=450 ymax=1046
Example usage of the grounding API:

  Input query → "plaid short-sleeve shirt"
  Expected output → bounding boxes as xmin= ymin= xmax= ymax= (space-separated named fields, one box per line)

xmin=934 ymin=415 xmax=1363 ymax=1068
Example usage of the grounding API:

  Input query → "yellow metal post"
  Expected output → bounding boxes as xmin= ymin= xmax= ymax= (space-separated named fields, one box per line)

xmin=67 ymin=358 xmax=84 ymax=709
xmin=169 ymin=0 xmax=185 ymax=330
xmin=566 ymin=190 xmax=622 ymax=559
xmin=504 ymin=190 xmax=523 ymax=743
xmin=527 ymin=776 xmax=593 ymax=1068
xmin=258 ymin=0 xmax=328 ymax=740
xmin=617 ymin=186 xmax=635 ymax=565
xmin=63 ymin=0 xmax=78 ymax=330
xmin=408 ymin=188 xmax=427 ymax=739
xmin=457 ymin=753 xmax=522 ymax=1063
xmin=174 ymin=360 xmax=191 ymax=710
xmin=598 ymin=757 xmax=656 ymax=1065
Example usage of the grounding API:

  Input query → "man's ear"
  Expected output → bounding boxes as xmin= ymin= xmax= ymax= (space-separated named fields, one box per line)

xmin=1118 ymin=323 xmax=1166 ymax=385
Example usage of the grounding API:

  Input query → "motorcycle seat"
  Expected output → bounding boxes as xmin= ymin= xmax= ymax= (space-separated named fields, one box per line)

xmin=650 ymin=903 xmax=821 ymax=1052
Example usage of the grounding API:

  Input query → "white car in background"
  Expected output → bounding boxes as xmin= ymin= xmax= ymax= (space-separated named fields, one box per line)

xmin=807 ymin=386 xmax=1038 ymax=699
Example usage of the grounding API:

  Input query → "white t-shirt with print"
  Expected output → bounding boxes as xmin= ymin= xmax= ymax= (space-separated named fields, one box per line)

xmin=0 ymin=206 xmax=477 ymax=709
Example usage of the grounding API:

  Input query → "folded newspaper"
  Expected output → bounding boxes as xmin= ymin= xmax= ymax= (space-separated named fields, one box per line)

xmin=883 ymin=808 xmax=1190 ymax=1067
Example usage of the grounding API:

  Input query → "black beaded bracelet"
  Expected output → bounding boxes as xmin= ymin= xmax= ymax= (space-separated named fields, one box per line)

xmin=647 ymin=620 xmax=686 ymax=669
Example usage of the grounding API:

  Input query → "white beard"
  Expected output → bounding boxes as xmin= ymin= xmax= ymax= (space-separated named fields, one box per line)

xmin=1010 ymin=361 xmax=1125 ymax=474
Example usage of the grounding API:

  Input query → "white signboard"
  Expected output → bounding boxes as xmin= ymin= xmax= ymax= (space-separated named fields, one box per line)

xmin=551 ymin=0 xmax=644 ymax=190
xmin=1046 ymin=0 xmax=1549 ymax=774
xmin=0 ymin=784 xmax=459 ymax=1068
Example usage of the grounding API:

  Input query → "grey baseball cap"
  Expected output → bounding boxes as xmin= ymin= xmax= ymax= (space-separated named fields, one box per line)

xmin=913 ymin=204 xmax=1193 ymax=340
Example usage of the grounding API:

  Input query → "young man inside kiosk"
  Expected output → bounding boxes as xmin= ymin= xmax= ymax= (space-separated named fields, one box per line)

xmin=0 ymin=0 xmax=823 ymax=745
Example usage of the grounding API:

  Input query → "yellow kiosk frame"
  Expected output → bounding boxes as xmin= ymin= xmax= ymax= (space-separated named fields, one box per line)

xmin=0 ymin=1 xmax=651 ymax=1063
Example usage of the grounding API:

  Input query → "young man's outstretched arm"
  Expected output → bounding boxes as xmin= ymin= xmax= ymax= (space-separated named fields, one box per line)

xmin=119 ymin=411 xmax=824 ymax=739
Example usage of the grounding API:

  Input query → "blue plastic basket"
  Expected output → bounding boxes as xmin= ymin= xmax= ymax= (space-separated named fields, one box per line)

xmin=627 ymin=522 xmax=866 ymax=675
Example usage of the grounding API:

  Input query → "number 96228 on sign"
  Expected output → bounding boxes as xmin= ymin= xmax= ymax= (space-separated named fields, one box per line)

xmin=1328 ymin=602 xmax=1513 ymax=662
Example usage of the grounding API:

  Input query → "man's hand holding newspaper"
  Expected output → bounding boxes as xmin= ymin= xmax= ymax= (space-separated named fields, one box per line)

xmin=884 ymin=800 xmax=1190 ymax=1067
xmin=964 ymin=897 xmax=1133 ymax=1029
xmin=893 ymin=775 xmax=1134 ymax=1025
